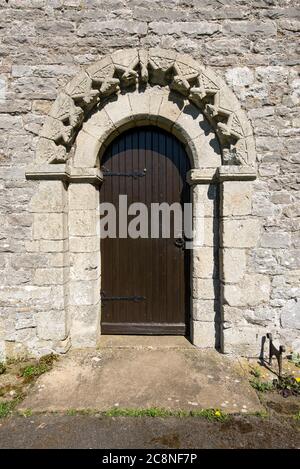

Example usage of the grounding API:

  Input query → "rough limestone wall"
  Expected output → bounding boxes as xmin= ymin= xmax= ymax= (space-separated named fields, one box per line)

xmin=0 ymin=0 xmax=299 ymax=358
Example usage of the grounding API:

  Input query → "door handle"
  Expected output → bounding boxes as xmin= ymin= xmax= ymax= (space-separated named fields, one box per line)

xmin=174 ymin=238 xmax=185 ymax=249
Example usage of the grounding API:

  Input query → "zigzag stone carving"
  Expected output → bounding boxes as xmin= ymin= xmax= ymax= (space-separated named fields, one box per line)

xmin=37 ymin=48 xmax=255 ymax=166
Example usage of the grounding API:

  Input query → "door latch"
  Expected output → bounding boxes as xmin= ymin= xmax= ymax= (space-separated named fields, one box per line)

xmin=174 ymin=237 xmax=185 ymax=249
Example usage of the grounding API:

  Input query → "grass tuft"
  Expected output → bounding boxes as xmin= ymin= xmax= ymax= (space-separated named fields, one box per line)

xmin=251 ymin=410 xmax=269 ymax=418
xmin=20 ymin=354 xmax=58 ymax=382
xmin=19 ymin=409 xmax=33 ymax=418
xmin=0 ymin=401 xmax=15 ymax=419
xmin=250 ymin=378 xmax=274 ymax=393
xmin=293 ymin=411 xmax=300 ymax=421
xmin=103 ymin=407 xmax=228 ymax=421
xmin=0 ymin=394 xmax=23 ymax=419
xmin=289 ymin=352 xmax=300 ymax=368
xmin=250 ymin=367 xmax=261 ymax=379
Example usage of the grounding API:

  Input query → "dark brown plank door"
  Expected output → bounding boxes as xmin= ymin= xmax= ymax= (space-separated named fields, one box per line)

xmin=100 ymin=126 xmax=190 ymax=335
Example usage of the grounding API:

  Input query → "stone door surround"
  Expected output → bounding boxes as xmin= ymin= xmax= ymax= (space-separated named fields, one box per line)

xmin=25 ymin=49 xmax=257 ymax=353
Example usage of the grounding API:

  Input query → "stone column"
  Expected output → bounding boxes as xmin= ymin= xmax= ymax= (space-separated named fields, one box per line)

xmin=218 ymin=166 xmax=259 ymax=354
xmin=27 ymin=167 xmax=70 ymax=353
xmin=26 ymin=165 xmax=103 ymax=352
xmin=68 ymin=171 xmax=102 ymax=348
xmin=188 ymin=169 xmax=219 ymax=348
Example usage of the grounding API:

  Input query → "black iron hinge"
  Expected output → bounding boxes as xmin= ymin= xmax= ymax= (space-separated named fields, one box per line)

xmin=101 ymin=167 xmax=147 ymax=179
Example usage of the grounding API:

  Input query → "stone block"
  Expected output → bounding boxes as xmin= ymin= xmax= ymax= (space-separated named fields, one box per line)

xmin=37 ymin=310 xmax=67 ymax=341
xmin=252 ymin=192 xmax=276 ymax=218
xmin=222 ymin=306 xmax=248 ymax=325
xmin=192 ymin=300 xmax=217 ymax=322
xmin=220 ymin=248 xmax=246 ymax=283
xmin=188 ymin=132 xmax=222 ymax=168
xmin=157 ymin=97 xmax=182 ymax=130
xmin=193 ymin=184 xmax=217 ymax=217
xmin=193 ymin=247 xmax=217 ymax=278
xmin=0 ymin=341 xmax=5 ymax=362
xmin=222 ymin=305 xmax=274 ymax=328
xmin=248 ymin=107 xmax=275 ymax=119
xmin=10 ymin=253 xmax=47 ymax=270
xmin=256 ymin=66 xmax=289 ymax=84
xmin=0 ymin=77 xmax=6 ymax=101
xmin=222 ymin=324 xmax=267 ymax=356
xmin=279 ymin=250 xmax=300 ymax=269
xmin=69 ymin=280 xmax=100 ymax=306
xmin=192 ymin=321 xmax=217 ymax=348
xmin=70 ymin=252 xmax=100 ymax=281
xmin=39 ymin=240 xmax=67 ymax=253
xmin=172 ymin=107 xmax=204 ymax=143
xmin=221 ymin=219 xmax=260 ymax=248
xmin=47 ymin=252 xmax=69 ymax=268
xmin=270 ymin=192 xmax=293 ymax=204
xmin=87 ymin=103 xmax=115 ymax=133
xmin=222 ymin=274 xmax=270 ymax=307
xmin=149 ymin=21 xmax=220 ymax=36
xmin=104 ymin=94 xmax=133 ymax=129
xmin=14 ymin=327 xmax=36 ymax=343
xmin=225 ymin=67 xmax=254 ymax=87
xmin=50 ymin=285 xmax=68 ymax=310
xmin=77 ymin=20 xmax=147 ymax=37
xmin=192 ymin=217 xmax=217 ymax=248
xmin=69 ymin=236 xmax=99 ymax=253
xmin=223 ymin=20 xmax=277 ymax=36
xmin=193 ymin=278 xmax=217 ymax=300
xmin=242 ymin=307 xmax=275 ymax=327
xmin=33 ymin=213 xmax=67 ymax=240
xmin=30 ymin=180 xmax=67 ymax=213
xmin=221 ymin=181 xmax=252 ymax=217
xmin=68 ymin=183 xmax=98 ymax=210
xmin=149 ymin=92 xmax=163 ymax=118
xmin=69 ymin=210 xmax=97 ymax=237
xmin=280 ymin=299 xmax=300 ymax=330
xmin=25 ymin=240 xmax=40 ymax=252
xmin=13 ymin=77 xmax=58 ymax=101
xmin=284 ymin=204 xmax=300 ymax=218
xmin=260 ymin=231 xmax=291 ymax=248
xmin=70 ymin=304 xmax=100 ymax=348
xmin=0 ymin=114 xmax=23 ymax=131
xmin=15 ymin=312 xmax=36 ymax=331
xmin=73 ymin=130 xmax=101 ymax=168
xmin=128 ymin=92 xmax=150 ymax=118
xmin=34 ymin=267 xmax=67 ymax=286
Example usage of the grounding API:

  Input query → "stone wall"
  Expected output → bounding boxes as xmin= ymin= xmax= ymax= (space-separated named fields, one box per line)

xmin=0 ymin=0 xmax=299 ymax=359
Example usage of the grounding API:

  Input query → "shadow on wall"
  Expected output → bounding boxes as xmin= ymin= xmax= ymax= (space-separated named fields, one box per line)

xmin=213 ymin=184 xmax=221 ymax=350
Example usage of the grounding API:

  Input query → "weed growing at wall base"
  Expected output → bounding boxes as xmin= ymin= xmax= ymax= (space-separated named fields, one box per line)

xmin=103 ymin=407 xmax=228 ymax=421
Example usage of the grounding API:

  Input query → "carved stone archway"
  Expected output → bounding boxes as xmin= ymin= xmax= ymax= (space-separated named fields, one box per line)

xmin=26 ymin=49 xmax=257 ymax=353
xmin=33 ymin=48 xmax=255 ymax=167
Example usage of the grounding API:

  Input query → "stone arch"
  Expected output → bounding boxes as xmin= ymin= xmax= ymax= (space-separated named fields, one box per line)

xmin=25 ymin=49 xmax=258 ymax=354
xmin=34 ymin=48 xmax=255 ymax=168
xmin=73 ymin=88 xmax=222 ymax=170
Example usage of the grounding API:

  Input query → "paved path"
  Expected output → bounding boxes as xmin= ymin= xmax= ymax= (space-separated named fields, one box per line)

xmin=19 ymin=338 xmax=262 ymax=414
xmin=0 ymin=414 xmax=299 ymax=449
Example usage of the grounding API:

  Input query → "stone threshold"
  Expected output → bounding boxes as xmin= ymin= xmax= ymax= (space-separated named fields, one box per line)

xmin=97 ymin=335 xmax=195 ymax=349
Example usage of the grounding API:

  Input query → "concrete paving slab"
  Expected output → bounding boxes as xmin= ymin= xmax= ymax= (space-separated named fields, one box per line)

xmin=19 ymin=338 xmax=263 ymax=414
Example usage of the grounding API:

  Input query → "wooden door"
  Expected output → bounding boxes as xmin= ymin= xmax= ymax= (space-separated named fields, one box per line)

xmin=100 ymin=126 xmax=190 ymax=335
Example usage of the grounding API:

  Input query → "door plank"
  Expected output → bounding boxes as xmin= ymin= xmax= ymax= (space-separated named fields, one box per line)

xmin=100 ymin=126 xmax=191 ymax=334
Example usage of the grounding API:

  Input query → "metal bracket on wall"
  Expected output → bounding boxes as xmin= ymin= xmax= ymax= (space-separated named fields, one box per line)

xmin=267 ymin=333 xmax=286 ymax=378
